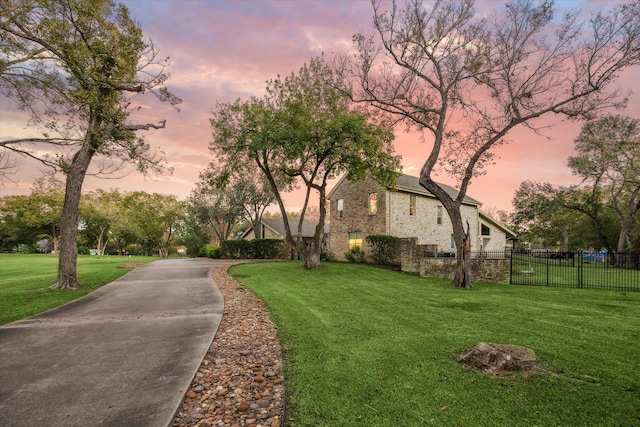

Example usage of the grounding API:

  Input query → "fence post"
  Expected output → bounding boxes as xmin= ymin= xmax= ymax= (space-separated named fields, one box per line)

xmin=509 ymin=251 xmax=513 ymax=284
xmin=578 ymin=250 xmax=583 ymax=289
xmin=546 ymin=250 xmax=550 ymax=286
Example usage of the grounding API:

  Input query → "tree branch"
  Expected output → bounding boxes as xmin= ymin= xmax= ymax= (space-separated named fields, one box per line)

xmin=124 ymin=120 xmax=166 ymax=131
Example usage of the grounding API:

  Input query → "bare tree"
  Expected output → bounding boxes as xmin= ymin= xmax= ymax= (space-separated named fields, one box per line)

xmin=0 ymin=0 xmax=181 ymax=289
xmin=344 ymin=0 xmax=640 ymax=288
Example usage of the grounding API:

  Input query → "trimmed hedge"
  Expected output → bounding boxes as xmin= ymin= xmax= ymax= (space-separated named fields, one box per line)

xmin=251 ymin=239 xmax=288 ymax=259
xmin=219 ymin=239 xmax=287 ymax=259
xmin=365 ymin=234 xmax=400 ymax=265
xmin=220 ymin=240 xmax=252 ymax=259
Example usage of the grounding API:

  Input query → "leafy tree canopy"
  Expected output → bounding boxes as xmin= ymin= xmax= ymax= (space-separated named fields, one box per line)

xmin=210 ymin=56 xmax=401 ymax=269
xmin=0 ymin=0 xmax=181 ymax=288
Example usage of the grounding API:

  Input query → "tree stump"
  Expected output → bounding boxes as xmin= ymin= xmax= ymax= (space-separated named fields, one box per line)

xmin=457 ymin=342 xmax=541 ymax=376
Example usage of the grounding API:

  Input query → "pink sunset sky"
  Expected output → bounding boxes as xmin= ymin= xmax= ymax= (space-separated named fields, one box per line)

xmin=1 ymin=0 xmax=639 ymax=214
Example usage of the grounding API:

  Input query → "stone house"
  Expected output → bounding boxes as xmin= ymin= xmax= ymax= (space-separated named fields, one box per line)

xmin=327 ymin=174 xmax=515 ymax=261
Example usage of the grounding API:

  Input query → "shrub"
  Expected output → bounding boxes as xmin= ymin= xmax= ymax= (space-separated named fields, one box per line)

xmin=220 ymin=240 xmax=251 ymax=259
xmin=344 ymin=246 xmax=365 ymax=263
xmin=12 ymin=244 xmax=32 ymax=254
xmin=205 ymin=245 xmax=222 ymax=259
xmin=365 ymin=234 xmax=400 ymax=265
xmin=219 ymin=239 xmax=287 ymax=259
xmin=252 ymin=239 xmax=287 ymax=259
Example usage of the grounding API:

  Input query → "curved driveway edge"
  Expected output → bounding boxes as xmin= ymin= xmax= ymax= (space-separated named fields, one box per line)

xmin=0 ymin=258 xmax=232 ymax=427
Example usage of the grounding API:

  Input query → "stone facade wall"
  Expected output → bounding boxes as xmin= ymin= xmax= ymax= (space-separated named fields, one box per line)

xmin=399 ymin=238 xmax=420 ymax=274
xmin=328 ymin=177 xmax=388 ymax=261
xmin=388 ymin=192 xmax=479 ymax=251
xmin=399 ymin=238 xmax=437 ymax=274
xmin=472 ymin=258 xmax=510 ymax=283
xmin=400 ymin=236 xmax=510 ymax=283
xmin=419 ymin=257 xmax=510 ymax=283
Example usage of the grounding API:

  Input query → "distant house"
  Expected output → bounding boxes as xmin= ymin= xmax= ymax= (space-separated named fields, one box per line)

xmin=242 ymin=217 xmax=330 ymax=246
xmin=327 ymin=174 xmax=515 ymax=261
xmin=242 ymin=218 xmax=330 ymax=260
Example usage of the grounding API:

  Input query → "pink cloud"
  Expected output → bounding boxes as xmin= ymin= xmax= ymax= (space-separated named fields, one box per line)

xmin=1 ymin=0 xmax=639 ymax=217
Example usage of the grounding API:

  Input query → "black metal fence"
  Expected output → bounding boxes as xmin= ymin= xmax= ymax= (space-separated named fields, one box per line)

xmin=423 ymin=250 xmax=510 ymax=259
xmin=510 ymin=250 xmax=640 ymax=291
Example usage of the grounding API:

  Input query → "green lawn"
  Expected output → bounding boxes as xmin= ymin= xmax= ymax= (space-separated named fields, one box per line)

xmin=0 ymin=254 xmax=157 ymax=325
xmin=231 ymin=262 xmax=640 ymax=427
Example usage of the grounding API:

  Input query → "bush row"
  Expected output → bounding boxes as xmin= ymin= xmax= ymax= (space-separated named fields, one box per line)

xmin=203 ymin=239 xmax=288 ymax=259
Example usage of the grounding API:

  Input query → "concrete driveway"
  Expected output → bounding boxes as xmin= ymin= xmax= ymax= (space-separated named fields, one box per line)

xmin=0 ymin=258 xmax=231 ymax=427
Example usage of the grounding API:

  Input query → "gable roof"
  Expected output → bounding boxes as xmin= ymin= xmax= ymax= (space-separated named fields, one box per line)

xmin=395 ymin=174 xmax=481 ymax=206
xmin=479 ymin=211 xmax=517 ymax=238
xmin=242 ymin=218 xmax=329 ymax=239
xmin=328 ymin=173 xmax=481 ymax=206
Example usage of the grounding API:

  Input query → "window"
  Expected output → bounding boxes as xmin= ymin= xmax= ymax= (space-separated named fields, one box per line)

xmin=481 ymin=223 xmax=490 ymax=236
xmin=409 ymin=194 xmax=416 ymax=216
xmin=482 ymin=237 xmax=491 ymax=249
xmin=348 ymin=231 xmax=363 ymax=249
xmin=436 ymin=205 xmax=443 ymax=225
xmin=369 ymin=193 xmax=377 ymax=215
xmin=337 ymin=198 xmax=344 ymax=218
xmin=451 ymin=234 xmax=456 ymax=249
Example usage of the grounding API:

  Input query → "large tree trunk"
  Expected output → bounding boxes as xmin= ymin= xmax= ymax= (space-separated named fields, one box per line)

xmin=51 ymin=143 xmax=94 ymax=290
xmin=418 ymin=165 xmax=473 ymax=288
xmin=300 ymin=184 xmax=329 ymax=270
xmin=302 ymin=247 xmax=321 ymax=270
xmin=445 ymin=203 xmax=472 ymax=289
xmin=451 ymin=222 xmax=472 ymax=289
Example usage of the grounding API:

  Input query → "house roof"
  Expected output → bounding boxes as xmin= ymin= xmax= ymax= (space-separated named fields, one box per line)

xmin=395 ymin=174 xmax=481 ymax=206
xmin=328 ymin=173 xmax=481 ymax=206
xmin=242 ymin=218 xmax=329 ymax=239
xmin=479 ymin=211 xmax=517 ymax=238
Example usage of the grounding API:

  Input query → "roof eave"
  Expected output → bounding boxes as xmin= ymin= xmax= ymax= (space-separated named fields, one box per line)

xmin=395 ymin=184 xmax=481 ymax=207
xmin=479 ymin=211 xmax=517 ymax=237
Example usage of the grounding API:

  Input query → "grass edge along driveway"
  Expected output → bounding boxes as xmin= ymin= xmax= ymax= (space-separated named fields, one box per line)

xmin=0 ymin=254 xmax=157 ymax=325
xmin=231 ymin=261 xmax=640 ymax=427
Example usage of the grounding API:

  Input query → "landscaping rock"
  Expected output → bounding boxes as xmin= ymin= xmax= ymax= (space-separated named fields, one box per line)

xmin=171 ymin=265 xmax=285 ymax=427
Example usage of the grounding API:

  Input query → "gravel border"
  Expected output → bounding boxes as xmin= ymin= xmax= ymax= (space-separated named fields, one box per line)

xmin=172 ymin=265 xmax=285 ymax=427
